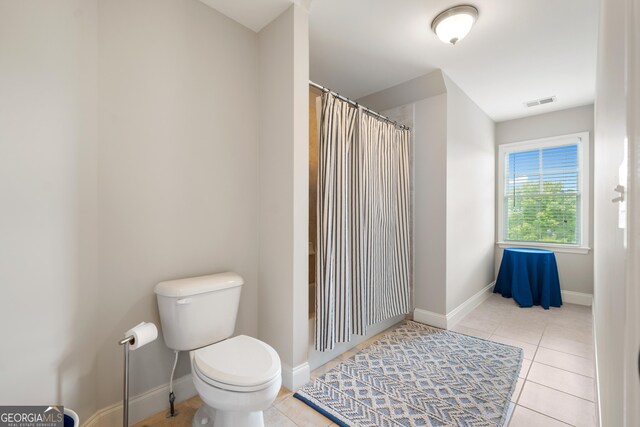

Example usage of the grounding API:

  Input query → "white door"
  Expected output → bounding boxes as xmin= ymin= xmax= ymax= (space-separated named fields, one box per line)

xmin=623 ymin=0 xmax=640 ymax=424
xmin=595 ymin=0 xmax=640 ymax=426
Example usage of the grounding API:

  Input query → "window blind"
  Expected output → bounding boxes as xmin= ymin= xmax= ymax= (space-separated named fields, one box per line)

xmin=504 ymin=142 xmax=580 ymax=244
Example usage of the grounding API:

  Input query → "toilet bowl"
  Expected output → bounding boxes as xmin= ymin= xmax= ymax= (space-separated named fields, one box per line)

xmin=190 ymin=335 xmax=281 ymax=427
xmin=154 ymin=272 xmax=282 ymax=427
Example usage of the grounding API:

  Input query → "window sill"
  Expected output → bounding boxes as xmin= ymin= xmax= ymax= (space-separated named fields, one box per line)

xmin=496 ymin=241 xmax=591 ymax=255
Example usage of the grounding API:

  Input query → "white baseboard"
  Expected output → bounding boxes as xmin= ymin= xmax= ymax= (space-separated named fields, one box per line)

xmin=413 ymin=281 xmax=495 ymax=330
xmin=83 ymin=374 xmax=197 ymax=427
xmin=281 ymin=362 xmax=310 ymax=391
xmin=446 ymin=282 xmax=495 ymax=328
xmin=413 ymin=308 xmax=447 ymax=329
xmin=562 ymin=290 xmax=593 ymax=306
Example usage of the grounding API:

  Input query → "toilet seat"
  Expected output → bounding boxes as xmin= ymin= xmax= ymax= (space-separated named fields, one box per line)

xmin=193 ymin=335 xmax=281 ymax=392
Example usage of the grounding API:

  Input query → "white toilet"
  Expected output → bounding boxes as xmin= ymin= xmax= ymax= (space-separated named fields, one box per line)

xmin=154 ymin=272 xmax=281 ymax=427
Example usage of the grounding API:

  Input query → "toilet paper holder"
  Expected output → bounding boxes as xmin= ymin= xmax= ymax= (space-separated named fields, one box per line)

xmin=118 ymin=322 xmax=158 ymax=427
xmin=119 ymin=335 xmax=135 ymax=427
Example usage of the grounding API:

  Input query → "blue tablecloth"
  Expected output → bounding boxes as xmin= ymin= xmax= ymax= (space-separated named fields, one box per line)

xmin=494 ymin=248 xmax=562 ymax=309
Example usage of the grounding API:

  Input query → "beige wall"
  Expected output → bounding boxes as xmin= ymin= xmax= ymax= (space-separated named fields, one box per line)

xmin=257 ymin=4 xmax=310 ymax=389
xmin=0 ymin=0 xmax=267 ymax=420
xmin=358 ymin=70 xmax=496 ymax=318
xmin=444 ymin=77 xmax=496 ymax=313
xmin=0 ymin=0 xmax=99 ymax=421
xmin=413 ymin=94 xmax=449 ymax=314
xmin=358 ymin=71 xmax=450 ymax=315
xmin=495 ymin=104 xmax=595 ymax=295
xmin=0 ymin=0 xmax=311 ymax=419
xmin=97 ymin=0 xmax=260 ymax=409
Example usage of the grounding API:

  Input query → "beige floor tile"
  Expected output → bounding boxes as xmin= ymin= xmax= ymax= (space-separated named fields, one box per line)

xmin=185 ymin=395 xmax=202 ymax=409
xmin=311 ymin=359 xmax=342 ymax=379
xmin=511 ymin=378 xmax=525 ymax=403
xmin=539 ymin=335 xmax=594 ymax=360
xmin=560 ymin=303 xmax=592 ymax=313
xmin=501 ymin=318 xmax=548 ymax=336
xmin=550 ymin=303 xmax=592 ymax=318
xmin=130 ymin=401 xmax=197 ymax=427
xmin=534 ymin=347 xmax=595 ymax=378
xmin=494 ymin=323 xmax=543 ymax=345
xmin=130 ymin=295 xmax=594 ymax=427
xmin=518 ymin=381 xmax=596 ymax=426
xmin=548 ymin=309 xmax=594 ymax=330
xmin=449 ymin=324 xmax=492 ymax=339
xmin=458 ymin=313 xmax=501 ymax=334
xmin=507 ymin=307 xmax=551 ymax=317
xmin=274 ymin=387 xmax=293 ymax=405
xmin=543 ymin=323 xmax=594 ymax=346
xmin=526 ymin=362 xmax=595 ymax=401
xmin=547 ymin=316 xmax=593 ymax=331
xmin=473 ymin=305 xmax=516 ymax=322
xmin=508 ymin=405 xmax=570 ymax=426
xmin=519 ymin=358 xmax=532 ymax=379
xmin=275 ymin=396 xmax=334 ymax=427
xmin=506 ymin=310 xmax=550 ymax=324
xmin=488 ymin=335 xmax=538 ymax=360
xmin=264 ymin=407 xmax=298 ymax=427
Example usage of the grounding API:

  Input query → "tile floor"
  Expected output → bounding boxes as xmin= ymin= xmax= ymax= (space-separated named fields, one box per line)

xmin=453 ymin=294 xmax=596 ymax=427
xmin=132 ymin=294 xmax=596 ymax=427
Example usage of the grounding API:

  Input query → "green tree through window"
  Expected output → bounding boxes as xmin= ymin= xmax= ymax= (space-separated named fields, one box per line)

xmin=506 ymin=182 xmax=578 ymax=243
xmin=504 ymin=143 xmax=580 ymax=244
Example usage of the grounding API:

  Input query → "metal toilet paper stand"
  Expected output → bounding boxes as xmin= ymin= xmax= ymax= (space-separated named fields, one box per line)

xmin=119 ymin=334 xmax=135 ymax=427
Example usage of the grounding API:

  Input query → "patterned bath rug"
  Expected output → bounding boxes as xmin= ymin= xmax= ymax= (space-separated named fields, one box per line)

xmin=294 ymin=321 xmax=522 ymax=427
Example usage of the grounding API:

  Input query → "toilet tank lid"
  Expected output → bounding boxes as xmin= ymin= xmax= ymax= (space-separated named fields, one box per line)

xmin=154 ymin=272 xmax=244 ymax=297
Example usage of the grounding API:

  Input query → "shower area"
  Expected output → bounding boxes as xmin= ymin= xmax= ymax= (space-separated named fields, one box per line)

xmin=307 ymin=82 xmax=414 ymax=367
xmin=309 ymin=87 xmax=320 ymax=320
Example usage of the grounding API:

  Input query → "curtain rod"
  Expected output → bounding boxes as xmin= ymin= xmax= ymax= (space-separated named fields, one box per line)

xmin=309 ymin=80 xmax=410 ymax=131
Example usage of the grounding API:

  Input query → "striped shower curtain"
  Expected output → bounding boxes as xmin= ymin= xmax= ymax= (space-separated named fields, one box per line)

xmin=315 ymin=92 xmax=411 ymax=352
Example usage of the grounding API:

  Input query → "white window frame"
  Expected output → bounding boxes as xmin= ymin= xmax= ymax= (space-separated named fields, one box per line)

xmin=497 ymin=132 xmax=591 ymax=254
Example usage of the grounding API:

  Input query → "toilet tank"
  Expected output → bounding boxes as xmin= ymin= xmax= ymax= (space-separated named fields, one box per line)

xmin=154 ymin=272 xmax=243 ymax=351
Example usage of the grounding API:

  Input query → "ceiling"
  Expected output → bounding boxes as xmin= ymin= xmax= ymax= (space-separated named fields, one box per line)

xmin=197 ymin=0 xmax=598 ymax=122
xmin=309 ymin=0 xmax=599 ymax=122
xmin=198 ymin=0 xmax=293 ymax=32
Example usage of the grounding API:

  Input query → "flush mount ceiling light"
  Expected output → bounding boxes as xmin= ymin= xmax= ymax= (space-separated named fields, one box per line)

xmin=431 ymin=5 xmax=479 ymax=45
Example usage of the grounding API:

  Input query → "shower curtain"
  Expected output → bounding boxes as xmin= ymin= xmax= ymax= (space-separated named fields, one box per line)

xmin=315 ymin=92 xmax=411 ymax=352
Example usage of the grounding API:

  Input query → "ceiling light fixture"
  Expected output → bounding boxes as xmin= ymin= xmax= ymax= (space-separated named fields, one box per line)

xmin=431 ymin=5 xmax=479 ymax=45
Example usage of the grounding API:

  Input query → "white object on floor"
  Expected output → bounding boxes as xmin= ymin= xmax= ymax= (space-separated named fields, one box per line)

xmin=155 ymin=272 xmax=281 ymax=427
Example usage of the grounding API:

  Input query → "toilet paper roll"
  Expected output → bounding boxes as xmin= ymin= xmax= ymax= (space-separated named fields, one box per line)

xmin=125 ymin=322 xmax=158 ymax=350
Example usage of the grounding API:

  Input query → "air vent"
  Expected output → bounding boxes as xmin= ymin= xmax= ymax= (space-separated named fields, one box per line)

xmin=524 ymin=96 xmax=557 ymax=108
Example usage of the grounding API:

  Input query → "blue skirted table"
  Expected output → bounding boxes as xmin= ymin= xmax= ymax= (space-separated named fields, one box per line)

xmin=494 ymin=248 xmax=562 ymax=309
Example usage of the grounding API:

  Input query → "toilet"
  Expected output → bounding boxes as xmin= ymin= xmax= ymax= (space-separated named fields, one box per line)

xmin=154 ymin=272 xmax=281 ymax=427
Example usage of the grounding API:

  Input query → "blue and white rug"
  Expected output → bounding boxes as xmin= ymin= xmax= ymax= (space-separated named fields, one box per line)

xmin=295 ymin=321 xmax=522 ymax=427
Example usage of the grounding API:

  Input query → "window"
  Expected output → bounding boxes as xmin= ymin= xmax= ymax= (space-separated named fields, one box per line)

xmin=497 ymin=132 xmax=590 ymax=253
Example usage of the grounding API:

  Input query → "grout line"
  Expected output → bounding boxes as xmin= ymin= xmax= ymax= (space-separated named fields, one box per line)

xmin=454 ymin=324 xmax=495 ymax=337
xmin=537 ymin=343 xmax=594 ymax=360
xmin=524 ymin=378 xmax=596 ymax=403
xmin=530 ymin=360 xmax=596 ymax=379
xmin=275 ymin=396 xmax=309 ymax=427
xmin=531 ymin=343 xmax=539 ymax=361
xmin=512 ymin=403 xmax=573 ymax=426
xmin=491 ymin=332 xmax=541 ymax=347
